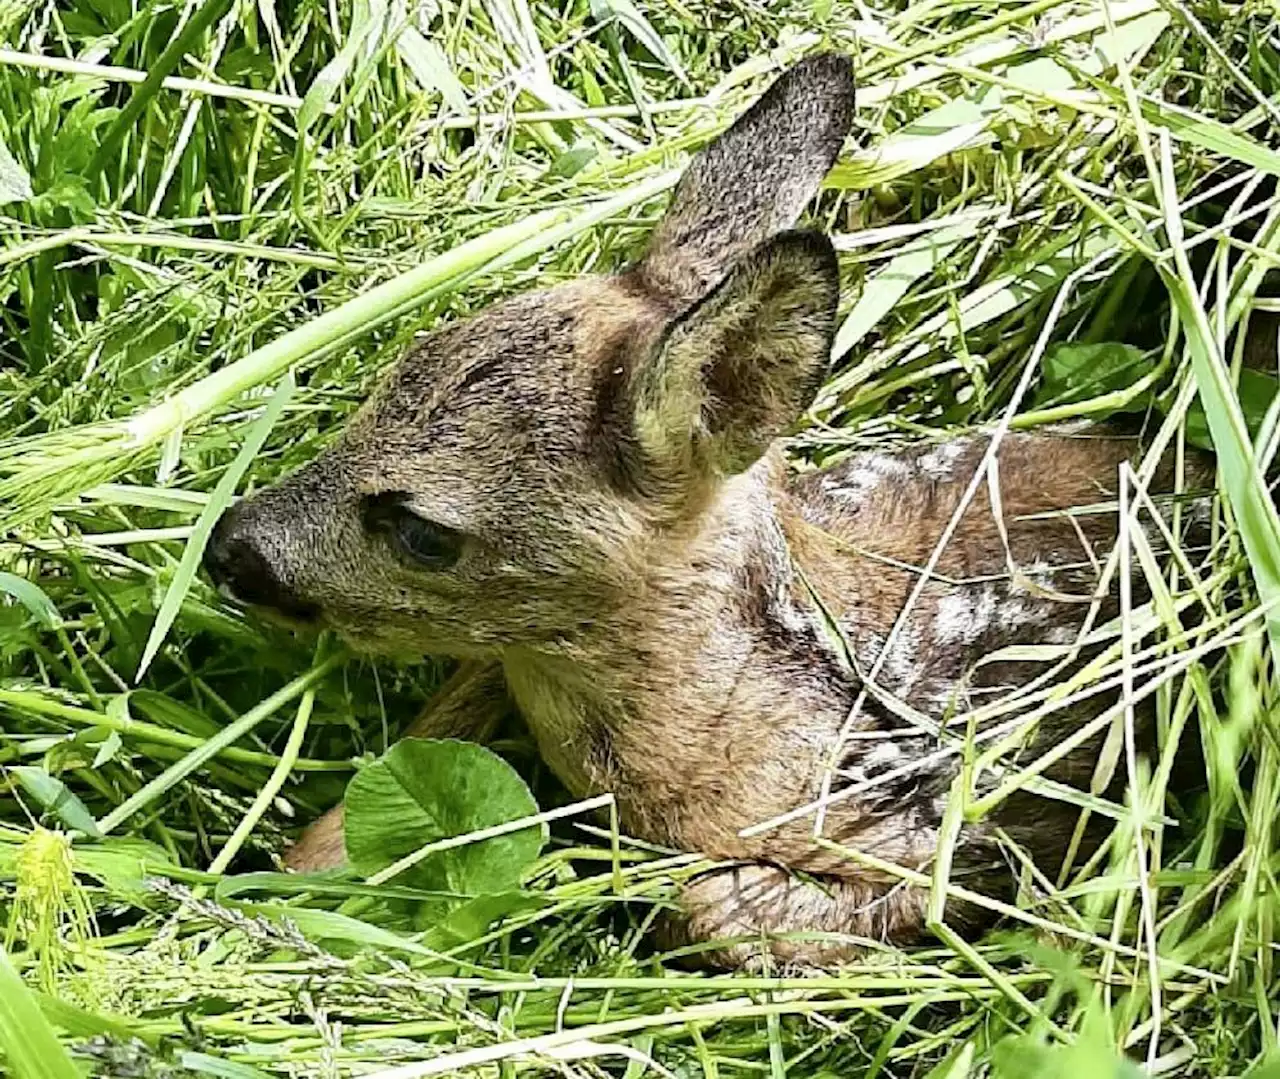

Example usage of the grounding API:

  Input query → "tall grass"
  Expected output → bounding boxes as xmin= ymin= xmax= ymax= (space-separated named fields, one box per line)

xmin=2 ymin=0 xmax=1280 ymax=1076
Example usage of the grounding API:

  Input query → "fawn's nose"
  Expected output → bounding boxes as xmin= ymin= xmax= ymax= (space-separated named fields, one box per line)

xmin=204 ymin=503 xmax=319 ymax=621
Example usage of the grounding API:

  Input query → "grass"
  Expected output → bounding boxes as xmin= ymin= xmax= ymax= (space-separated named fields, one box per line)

xmin=3 ymin=0 xmax=1280 ymax=1075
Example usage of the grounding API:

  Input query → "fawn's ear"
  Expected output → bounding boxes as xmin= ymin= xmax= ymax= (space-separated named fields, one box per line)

xmin=637 ymin=52 xmax=854 ymax=301
xmin=631 ymin=230 xmax=839 ymax=482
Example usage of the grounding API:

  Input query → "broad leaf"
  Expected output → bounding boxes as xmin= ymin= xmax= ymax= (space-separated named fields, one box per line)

xmin=0 ymin=573 xmax=60 ymax=629
xmin=1247 ymin=1055 xmax=1280 ymax=1079
xmin=992 ymin=997 xmax=1140 ymax=1079
xmin=73 ymin=836 xmax=174 ymax=898
xmin=991 ymin=1040 xmax=1143 ymax=1079
xmin=345 ymin=739 xmax=545 ymax=896
xmin=1036 ymin=341 xmax=1151 ymax=407
xmin=10 ymin=768 xmax=101 ymax=838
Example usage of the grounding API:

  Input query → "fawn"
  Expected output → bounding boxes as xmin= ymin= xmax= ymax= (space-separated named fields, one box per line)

xmin=204 ymin=53 xmax=1215 ymax=968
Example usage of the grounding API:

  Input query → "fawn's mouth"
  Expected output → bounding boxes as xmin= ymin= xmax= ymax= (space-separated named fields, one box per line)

xmin=217 ymin=582 xmax=322 ymax=629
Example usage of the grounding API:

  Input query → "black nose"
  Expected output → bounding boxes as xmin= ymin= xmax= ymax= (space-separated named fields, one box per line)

xmin=204 ymin=504 xmax=319 ymax=621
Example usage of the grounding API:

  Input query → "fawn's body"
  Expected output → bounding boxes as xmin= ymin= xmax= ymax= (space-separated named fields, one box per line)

xmin=205 ymin=54 xmax=1210 ymax=967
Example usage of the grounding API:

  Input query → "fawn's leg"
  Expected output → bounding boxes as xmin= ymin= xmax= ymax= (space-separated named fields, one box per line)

xmin=666 ymin=863 xmax=929 ymax=970
xmin=284 ymin=661 xmax=510 ymax=872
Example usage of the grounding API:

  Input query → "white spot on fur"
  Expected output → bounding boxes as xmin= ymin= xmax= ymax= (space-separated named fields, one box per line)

xmin=1045 ymin=418 xmax=1096 ymax=435
xmin=864 ymin=740 xmax=902 ymax=769
xmin=998 ymin=595 xmax=1052 ymax=627
xmin=767 ymin=568 xmax=812 ymax=635
xmin=824 ymin=454 xmax=912 ymax=506
xmin=934 ymin=586 xmax=1055 ymax=648
xmin=934 ymin=588 xmax=998 ymax=644
xmin=1024 ymin=559 xmax=1057 ymax=585
xmin=918 ymin=439 xmax=971 ymax=480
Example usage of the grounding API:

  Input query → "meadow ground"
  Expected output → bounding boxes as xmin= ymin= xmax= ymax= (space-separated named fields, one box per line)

xmin=3 ymin=1 xmax=1280 ymax=1076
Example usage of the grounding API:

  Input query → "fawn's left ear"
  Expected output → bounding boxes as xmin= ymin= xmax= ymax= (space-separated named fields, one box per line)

xmin=636 ymin=52 xmax=854 ymax=302
xmin=631 ymin=229 xmax=839 ymax=482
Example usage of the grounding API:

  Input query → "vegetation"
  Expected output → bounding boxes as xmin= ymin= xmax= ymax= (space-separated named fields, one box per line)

xmin=3 ymin=0 xmax=1280 ymax=1075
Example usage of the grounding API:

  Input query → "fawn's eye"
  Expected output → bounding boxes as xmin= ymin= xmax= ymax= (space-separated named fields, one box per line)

xmin=392 ymin=512 xmax=465 ymax=569
xmin=364 ymin=495 xmax=464 ymax=571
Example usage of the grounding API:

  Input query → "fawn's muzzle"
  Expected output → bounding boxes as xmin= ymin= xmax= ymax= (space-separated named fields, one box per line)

xmin=204 ymin=503 xmax=320 ymax=621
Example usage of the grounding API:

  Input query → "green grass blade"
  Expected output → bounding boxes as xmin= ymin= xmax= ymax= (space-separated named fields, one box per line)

xmin=1154 ymin=135 xmax=1280 ymax=668
xmin=589 ymin=0 xmax=689 ymax=86
xmin=87 ymin=0 xmax=233 ymax=178
xmin=124 ymin=168 xmax=674 ymax=446
xmin=827 ymin=96 xmax=994 ymax=191
xmin=0 ymin=571 xmax=59 ymax=629
xmin=829 ymin=219 xmax=973 ymax=359
xmin=0 ymin=947 xmax=78 ymax=1079
xmin=134 ymin=372 xmax=296 ymax=681
xmin=97 ymin=651 xmax=344 ymax=835
xmin=1141 ymin=97 xmax=1280 ymax=177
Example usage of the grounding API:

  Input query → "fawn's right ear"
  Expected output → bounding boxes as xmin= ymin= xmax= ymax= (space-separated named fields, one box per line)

xmin=636 ymin=52 xmax=854 ymax=303
xmin=629 ymin=229 xmax=840 ymax=486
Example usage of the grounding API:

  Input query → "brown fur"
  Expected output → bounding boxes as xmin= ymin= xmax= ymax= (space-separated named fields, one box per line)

xmin=206 ymin=55 xmax=1222 ymax=968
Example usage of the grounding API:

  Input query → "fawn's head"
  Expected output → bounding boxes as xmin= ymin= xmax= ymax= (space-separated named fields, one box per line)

xmin=204 ymin=54 xmax=854 ymax=657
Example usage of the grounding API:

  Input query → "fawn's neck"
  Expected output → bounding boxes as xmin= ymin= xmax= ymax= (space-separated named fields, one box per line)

xmin=501 ymin=454 xmax=853 ymax=831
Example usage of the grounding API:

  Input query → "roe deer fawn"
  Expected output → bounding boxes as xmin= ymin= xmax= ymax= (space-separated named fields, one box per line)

xmin=205 ymin=53 xmax=1218 ymax=968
